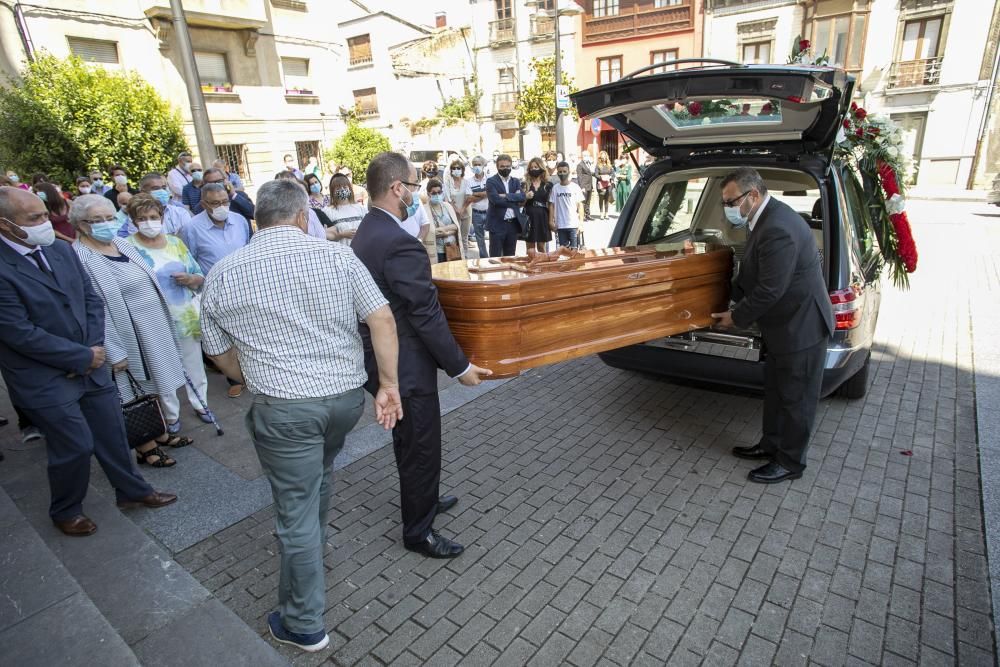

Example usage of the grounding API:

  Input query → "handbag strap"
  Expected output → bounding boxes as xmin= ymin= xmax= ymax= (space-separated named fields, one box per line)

xmin=119 ymin=368 xmax=144 ymax=396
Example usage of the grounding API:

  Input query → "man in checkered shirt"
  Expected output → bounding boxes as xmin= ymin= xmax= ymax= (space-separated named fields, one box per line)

xmin=199 ymin=178 xmax=403 ymax=653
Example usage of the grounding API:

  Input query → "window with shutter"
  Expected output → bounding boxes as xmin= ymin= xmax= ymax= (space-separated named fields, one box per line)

xmin=194 ymin=52 xmax=230 ymax=86
xmin=281 ymin=57 xmax=310 ymax=91
xmin=348 ymin=35 xmax=372 ymax=66
xmin=67 ymin=37 xmax=119 ymax=64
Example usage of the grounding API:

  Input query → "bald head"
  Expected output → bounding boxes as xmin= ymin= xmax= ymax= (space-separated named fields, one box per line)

xmin=0 ymin=186 xmax=50 ymax=247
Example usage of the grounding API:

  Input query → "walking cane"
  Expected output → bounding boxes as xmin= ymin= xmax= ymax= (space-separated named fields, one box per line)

xmin=184 ymin=371 xmax=224 ymax=436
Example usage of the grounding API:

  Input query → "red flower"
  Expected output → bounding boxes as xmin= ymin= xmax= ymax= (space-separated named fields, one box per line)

xmin=688 ymin=101 xmax=703 ymax=116
xmin=892 ymin=212 xmax=918 ymax=272
xmin=870 ymin=127 xmax=880 ymax=136
xmin=855 ymin=128 xmax=864 ymax=138
xmin=851 ymin=101 xmax=858 ymax=111
xmin=843 ymin=119 xmax=851 ymax=129
xmin=854 ymin=107 xmax=867 ymax=120
xmin=799 ymin=39 xmax=811 ymax=51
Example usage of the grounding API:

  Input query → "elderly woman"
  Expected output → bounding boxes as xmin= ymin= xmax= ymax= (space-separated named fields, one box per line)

xmin=70 ymin=195 xmax=190 ymax=467
xmin=126 ymin=193 xmax=214 ymax=433
xmin=420 ymin=177 xmax=465 ymax=264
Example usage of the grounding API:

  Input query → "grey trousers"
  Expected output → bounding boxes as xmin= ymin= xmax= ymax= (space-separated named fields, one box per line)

xmin=245 ymin=387 xmax=365 ymax=634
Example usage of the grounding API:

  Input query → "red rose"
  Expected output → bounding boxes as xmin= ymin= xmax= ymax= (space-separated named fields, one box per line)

xmin=851 ymin=102 xmax=858 ymax=111
xmin=688 ymin=101 xmax=703 ymax=116
xmin=870 ymin=127 xmax=880 ymax=136
xmin=843 ymin=119 xmax=851 ymax=129
xmin=855 ymin=108 xmax=867 ymax=120
xmin=799 ymin=39 xmax=811 ymax=51
xmin=855 ymin=128 xmax=864 ymax=138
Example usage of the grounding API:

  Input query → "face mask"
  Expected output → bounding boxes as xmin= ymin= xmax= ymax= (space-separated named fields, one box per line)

xmin=35 ymin=191 xmax=47 ymax=202
xmin=335 ymin=187 xmax=352 ymax=200
xmin=4 ymin=219 xmax=55 ymax=246
xmin=92 ymin=178 xmax=103 ymax=188
xmin=8 ymin=174 xmax=19 ymax=183
xmin=208 ymin=205 xmax=229 ymax=222
xmin=113 ymin=175 xmax=127 ymax=186
xmin=546 ymin=161 xmax=556 ymax=170
xmin=309 ymin=183 xmax=322 ymax=194
xmin=89 ymin=220 xmax=120 ymax=242
xmin=430 ymin=194 xmax=443 ymax=205
xmin=472 ymin=165 xmax=483 ymax=175
xmin=528 ymin=168 xmax=543 ymax=177
xmin=192 ymin=171 xmax=203 ymax=182
xmin=137 ymin=219 xmax=163 ymax=238
xmin=558 ymin=173 xmax=570 ymax=183
xmin=723 ymin=197 xmax=750 ymax=228
xmin=78 ymin=186 xmax=92 ymax=195
xmin=451 ymin=169 xmax=463 ymax=177
xmin=182 ymin=162 xmax=192 ymax=172
xmin=150 ymin=188 xmax=171 ymax=205
xmin=498 ymin=168 xmax=511 ymax=178
xmin=399 ymin=187 xmax=419 ymax=220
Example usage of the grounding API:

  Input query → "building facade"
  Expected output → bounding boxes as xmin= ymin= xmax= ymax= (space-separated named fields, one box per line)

xmin=574 ymin=0 xmax=705 ymax=160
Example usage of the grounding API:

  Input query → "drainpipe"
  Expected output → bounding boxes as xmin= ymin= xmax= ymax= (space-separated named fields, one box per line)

xmin=170 ymin=0 xmax=217 ymax=164
xmin=13 ymin=3 xmax=35 ymax=62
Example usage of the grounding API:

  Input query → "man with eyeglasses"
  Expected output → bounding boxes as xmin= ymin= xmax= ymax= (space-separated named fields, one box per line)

xmin=711 ymin=167 xmax=833 ymax=485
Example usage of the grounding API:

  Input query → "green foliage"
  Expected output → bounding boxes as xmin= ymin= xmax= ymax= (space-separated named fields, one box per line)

xmin=437 ymin=92 xmax=479 ymax=126
xmin=323 ymin=121 xmax=391 ymax=185
xmin=0 ymin=54 xmax=188 ymax=187
xmin=516 ymin=56 xmax=578 ymax=129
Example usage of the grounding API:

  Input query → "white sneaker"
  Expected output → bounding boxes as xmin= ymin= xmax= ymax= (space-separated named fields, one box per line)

xmin=21 ymin=426 xmax=43 ymax=443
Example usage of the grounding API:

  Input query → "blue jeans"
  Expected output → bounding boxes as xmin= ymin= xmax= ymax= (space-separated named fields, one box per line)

xmin=246 ymin=388 xmax=364 ymax=634
xmin=557 ymin=228 xmax=578 ymax=248
xmin=471 ymin=209 xmax=488 ymax=258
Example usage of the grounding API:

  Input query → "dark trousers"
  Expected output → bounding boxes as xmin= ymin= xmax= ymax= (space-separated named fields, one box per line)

xmin=488 ymin=219 xmax=519 ymax=257
xmin=760 ymin=338 xmax=827 ymax=473
xmin=22 ymin=384 xmax=154 ymax=521
xmin=392 ymin=392 xmax=442 ymax=545
xmin=582 ymin=188 xmax=593 ymax=219
xmin=14 ymin=404 xmax=32 ymax=430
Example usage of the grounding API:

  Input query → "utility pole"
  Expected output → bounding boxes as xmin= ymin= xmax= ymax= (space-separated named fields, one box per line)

xmin=554 ymin=18 xmax=564 ymax=158
xmin=512 ymin=0 xmax=525 ymax=161
xmin=170 ymin=0 xmax=217 ymax=164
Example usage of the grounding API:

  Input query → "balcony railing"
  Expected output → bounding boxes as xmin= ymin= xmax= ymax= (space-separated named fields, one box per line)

xmin=530 ymin=14 xmax=555 ymax=39
xmin=356 ymin=106 xmax=379 ymax=118
xmin=887 ymin=57 xmax=943 ymax=89
xmin=490 ymin=18 xmax=515 ymax=44
xmin=349 ymin=54 xmax=373 ymax=67
xmin=493 ymin=92 xmax=519 ymax=118
xmin=583 ymin=2 xmax=692 ymax=44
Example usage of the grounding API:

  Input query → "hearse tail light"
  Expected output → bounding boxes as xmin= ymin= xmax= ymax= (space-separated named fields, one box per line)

xmin=829 ymin=286 xmax=862 ymax=330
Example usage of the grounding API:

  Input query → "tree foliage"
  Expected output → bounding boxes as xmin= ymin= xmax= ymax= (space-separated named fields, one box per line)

xmin=516 ymin=56 xmax=578 ymax=129
xmin=323 ymin=121 xmax=392 ymax=185
xmin=0 ymin=54 xmax=188 ymax=187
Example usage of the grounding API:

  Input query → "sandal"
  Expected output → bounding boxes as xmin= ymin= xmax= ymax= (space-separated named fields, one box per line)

xmin=155 ymin=434 xmax=194 ymax=448
xmin=136 ymin=446 xmax=176 ymax=467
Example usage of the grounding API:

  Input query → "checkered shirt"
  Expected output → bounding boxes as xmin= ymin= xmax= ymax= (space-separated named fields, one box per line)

xmin=200 ymin=225 xmax=387 ymax=399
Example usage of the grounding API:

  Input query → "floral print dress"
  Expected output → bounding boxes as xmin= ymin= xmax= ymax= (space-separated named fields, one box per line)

xmin=127 ymin=235 xmax=204 ymax=339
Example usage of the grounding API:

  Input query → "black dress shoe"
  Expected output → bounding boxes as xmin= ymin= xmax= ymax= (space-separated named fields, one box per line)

xmin=732 ymin=444 xmax=771 ymax=460
xmin=404 ymin=530 xmax=464 ymax=559
xmin=748 ymin=461 xmax=802 ymax=484
xmin=437 ymin=495 xmax=458 ymax=514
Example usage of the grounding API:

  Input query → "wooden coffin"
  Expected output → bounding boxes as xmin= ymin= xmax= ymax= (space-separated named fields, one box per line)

xmin=430 ymin=243 xmax=733 ymax=378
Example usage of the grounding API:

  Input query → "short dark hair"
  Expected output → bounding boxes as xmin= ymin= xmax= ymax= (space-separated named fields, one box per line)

xmin=109 ymin=164 xmax=128 ymax=177
xmin=495 ymin=153 xmax=512 ymax=165
xmin=274 ymin=170 xmax=299 ymax=181
xmin=139 ymin=172 xmax=165 ymax=189
xmin=31 ymin=172 xmax=48 ymax=185
xmin=426 ymin=177 xmax=443 ymax=193
xmin=720 ymin=167 xmax=768 ymax=196
xmin=202 ymin=167 xmax=224 ymax=181
xmin=366 ymin=152 xmax=411 ymax=199
xmin=34 ymin=182 xmax=66 ymax=215
xmin=556 ymin=161 xmax=570 ymax=170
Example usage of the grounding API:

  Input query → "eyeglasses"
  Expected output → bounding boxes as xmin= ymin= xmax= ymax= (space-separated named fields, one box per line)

xmin=400 ymin=180 xmax=421 ymax=191
xmin=83 ymin=216 xmax=116 ymax=224
xmin=722 ymin=190 xmax=752 ymax=208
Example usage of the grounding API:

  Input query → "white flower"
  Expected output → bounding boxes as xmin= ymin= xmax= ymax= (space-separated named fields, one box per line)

xmin=887 ymin=146 xmax=899 ymax=159
xmin=886 ymin=194 xmax=905 ymax=214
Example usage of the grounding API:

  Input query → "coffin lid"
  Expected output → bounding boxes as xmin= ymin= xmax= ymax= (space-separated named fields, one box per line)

xmin=571 ymin=62 xmax=854 ymax=160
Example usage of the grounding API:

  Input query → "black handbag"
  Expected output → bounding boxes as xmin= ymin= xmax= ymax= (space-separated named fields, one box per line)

xmin=119 ymin=369 xmax=166 ymax=449
xmin=515 ymin=207 xmax=532 ymax=240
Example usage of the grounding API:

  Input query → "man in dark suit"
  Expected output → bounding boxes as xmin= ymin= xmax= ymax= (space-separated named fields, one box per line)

xmin=0 ymin=187 xmax=176 ymax=536
xmin=576 ymin=152 xmax=595 ymax=221
xmin=352 ymin=152 xmax=492 ymax=558
xmin=485 ymin=153 xmax=525 ymax=257
xmin=711 ymin=168 xmax=834 ymax=484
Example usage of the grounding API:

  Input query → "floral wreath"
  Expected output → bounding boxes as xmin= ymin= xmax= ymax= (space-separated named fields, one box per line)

xmin=791 ymin=37 xmax=918 ymax=287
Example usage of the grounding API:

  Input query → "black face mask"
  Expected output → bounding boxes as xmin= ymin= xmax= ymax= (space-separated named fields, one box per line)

xmin=498 ymin=168 xmax=511 ymax=178
xmin=528 ymin=168 xmax=543 ymax=177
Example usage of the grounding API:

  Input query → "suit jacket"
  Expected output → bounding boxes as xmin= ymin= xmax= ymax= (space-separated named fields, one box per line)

xmin=731 ymin=197 xmax=834 ymax=354
xmin=576 ymin=161 xmax=595 ymax=191
xmin=351 ymin=207 xmax=469 ymax=397
xmin=0 ymin=239 xmax=112 ymax=408
xmin=485 ymin=174 xmax=526 ymax=232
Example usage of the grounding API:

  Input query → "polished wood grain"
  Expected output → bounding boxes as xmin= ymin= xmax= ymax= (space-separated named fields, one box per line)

xmin=431 ymin=243 xmax=733 ymax=378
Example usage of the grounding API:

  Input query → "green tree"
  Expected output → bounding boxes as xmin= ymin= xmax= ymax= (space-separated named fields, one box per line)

xmin=516 ymin=56 xmax=579 ymax=133
xmin=323 ymin=120 xmax=392 ymax=185
xmin=0 ymin=53 xmax=188 ymax=187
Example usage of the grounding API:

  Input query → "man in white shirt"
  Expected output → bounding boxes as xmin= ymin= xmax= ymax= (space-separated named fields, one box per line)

xmin=167 ymin=152 xmax=193 ymax=205
xmin=549 ymin=161 xmax=584 ymax=249
xmin=462 ymin=155 xmax=489 ymax=258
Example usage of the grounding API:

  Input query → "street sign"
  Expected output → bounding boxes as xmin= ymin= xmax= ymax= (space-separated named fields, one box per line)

xmin=591 ymin=118 xmax=602 ymax=133
xmin=555 ymin=85 xmax=570 ymax=110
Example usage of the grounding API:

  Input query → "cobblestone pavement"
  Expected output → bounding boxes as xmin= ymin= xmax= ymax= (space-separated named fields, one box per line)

xmin=177 ymin=203 xmax=997 ymax=666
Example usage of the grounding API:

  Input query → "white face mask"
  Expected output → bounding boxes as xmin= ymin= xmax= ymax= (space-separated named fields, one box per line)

xmin=78 ymin=186 xmax=92 ymax=195
xmin=113 ymin=174 xmax=128 ymax=186
xmin=208 ymin=205 xmax=229 ymax=222
xmin=4 ymin=218 xmax=55 ymax=246
xmin=137 ymin=219 xmax=163 ymax=238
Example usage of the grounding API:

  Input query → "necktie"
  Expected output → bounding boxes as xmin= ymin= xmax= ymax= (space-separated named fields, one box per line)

xmin=28 ymin=249 xmax=53 ymax=278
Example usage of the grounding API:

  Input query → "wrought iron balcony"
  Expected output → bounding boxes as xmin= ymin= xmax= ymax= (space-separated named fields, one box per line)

xmin=583 ymin=2 xmax=692 ymax=45
xmin=887 ymin=57 xmax=943 ymax=89
xmin=490 ymin=18 xmax=515 ymax=44
xmin=349 ymin=54 xmax=373 ymax=67
xmin=530 ymin=14 xmax=555 ymax=39
xmin=493 ymin=92 xmax=519 ymax=119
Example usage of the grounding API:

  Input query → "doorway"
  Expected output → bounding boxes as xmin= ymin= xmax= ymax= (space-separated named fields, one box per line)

xmin=889 ymin=112 xmax=926 ymax=185
xmin=599 ymin=130 xmax=619 ymax=160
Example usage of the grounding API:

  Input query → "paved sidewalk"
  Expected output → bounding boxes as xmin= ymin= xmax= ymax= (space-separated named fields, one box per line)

xmin=176 ymin=204 xmax=998 ymax=665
